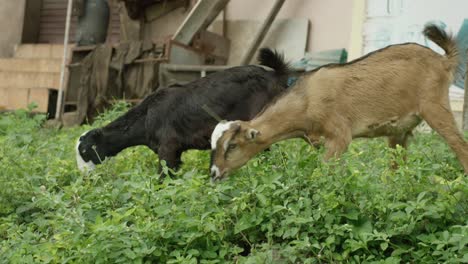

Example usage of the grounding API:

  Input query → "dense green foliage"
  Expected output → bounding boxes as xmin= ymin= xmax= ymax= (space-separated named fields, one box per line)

xmin=0 ymin=104 xmax=467 ymax=263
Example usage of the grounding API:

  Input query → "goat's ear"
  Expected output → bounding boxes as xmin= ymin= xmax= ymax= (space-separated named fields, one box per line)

xmin=245 ymin=128 xmax=260 ymax=140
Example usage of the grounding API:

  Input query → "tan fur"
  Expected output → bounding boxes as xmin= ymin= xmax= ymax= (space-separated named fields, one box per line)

xmin=211 ymin=25 xmax=468 ymax=178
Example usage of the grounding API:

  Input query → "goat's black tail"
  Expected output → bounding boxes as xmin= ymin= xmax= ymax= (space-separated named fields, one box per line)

xmin=423 ymin=24 xmax=459 ymax=72
xmin=257 ymin=48 xmax=291 ymax=77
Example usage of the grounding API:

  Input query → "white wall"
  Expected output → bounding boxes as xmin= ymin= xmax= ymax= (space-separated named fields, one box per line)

xmin=363 ymin=0 xmax=468 ymax=54
xmin=224 ymin=0 xmax=354 ymax=53
xmin=362 ymin=0 xmax=468 ymax=101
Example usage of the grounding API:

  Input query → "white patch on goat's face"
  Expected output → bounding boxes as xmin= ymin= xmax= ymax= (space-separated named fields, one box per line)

xmin=223 ymin=139 xmax=230 ymax=151
xmin=210 ymin=165 xmax=221 ymax=180
xmin=211 ymin=121 xmax=235 ymax=149
xmin=75 ymin=130 xmax=96 ymax=172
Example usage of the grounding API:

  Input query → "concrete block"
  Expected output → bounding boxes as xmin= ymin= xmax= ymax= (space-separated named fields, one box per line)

xmin=0 ymin=72 xmax=60 ymax=89
xmin=14 ymin=44 xmax=66 ymax=59
xmin=0 ymin=58 xmax=61 ymax=73
xmin=0 ymin=87 xmax=55 ymax=112
xmin=51 ymin=45 xmax=68 ymax=59
xmin=29 ymin=88 xmax=50 ymax=112
xmin=62 ymin=111 xmax=80 ymax=127
xmin=8 ymin=88 xmax=29 ymax=109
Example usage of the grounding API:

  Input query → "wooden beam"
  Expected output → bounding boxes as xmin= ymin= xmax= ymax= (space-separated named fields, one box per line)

xmin=240 ymin=0 xmax=285 ymax=65
xmin=172 ymin=0 xmax=230 ymax=45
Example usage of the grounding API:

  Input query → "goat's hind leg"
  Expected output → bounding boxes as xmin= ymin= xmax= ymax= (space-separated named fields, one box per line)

xmin=421 ymin=102 xmax=468 ymax=174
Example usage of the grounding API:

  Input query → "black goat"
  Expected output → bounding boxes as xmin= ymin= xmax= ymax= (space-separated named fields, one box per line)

xmin=76 ymin=48 xmax=290 ymax=174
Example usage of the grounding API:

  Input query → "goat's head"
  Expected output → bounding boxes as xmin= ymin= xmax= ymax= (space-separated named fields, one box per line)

xmin=75 ymin=129 xmax=106 ymax=172
xmin=210 ymin=121 xmax=263 ymax=181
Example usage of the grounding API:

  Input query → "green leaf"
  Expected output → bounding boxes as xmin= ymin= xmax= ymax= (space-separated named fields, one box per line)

xmin=234 ymin=214 xmax=255 ymax=234
xmin=416 ymin=191 xmax=427 ymax=203
xmin=283 ymin=227 xmax=299 ymax=239
xmin=326 ymin=235 xmax=335 ymax=245
xmin=187 ymin=249 xmax=199 ymax=256
xmin=342 ymin=210 xmax=359 ymax=220
xmin=256 ymin=193 xmax=268 ymax=206
xmin=123 ymin=249 xmax=136 ymax=259
xmin=380 ymin=242 xmax=388 ymax=251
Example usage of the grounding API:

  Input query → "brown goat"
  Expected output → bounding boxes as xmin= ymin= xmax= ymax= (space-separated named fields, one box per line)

xmin=209 ymin=24 xmax=468 ymax=180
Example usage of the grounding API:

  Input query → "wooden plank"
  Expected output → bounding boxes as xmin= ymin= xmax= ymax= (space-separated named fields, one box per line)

xmin=172 ymin=0 xmax=229 ymax=45
xmin=144 ymin=0 xmax=186 ymax=22
xmin=39 ymin=23 xmax=78 ymax=28
xmin=39 ymin=0 xmax=77 ymax=44
xmin=39 ymin=0 xmax=120 ymax=44
xmin=39 ymin=36 xmax=76 ymax=44
xmin=38 ymin=28 xmax=78 ymax=34
xmin=40 ymin=10 xmax=70 ymax=16
xmin=40 ymin=17 xmax=78 ymax=22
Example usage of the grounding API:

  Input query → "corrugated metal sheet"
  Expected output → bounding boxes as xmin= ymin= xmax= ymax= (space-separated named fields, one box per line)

xmin=39 ymin=0 xmax=120 ymax=44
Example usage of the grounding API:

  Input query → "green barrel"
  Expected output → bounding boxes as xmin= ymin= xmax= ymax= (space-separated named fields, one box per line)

xmin=76 ymin=0 xmax=110 ymax=46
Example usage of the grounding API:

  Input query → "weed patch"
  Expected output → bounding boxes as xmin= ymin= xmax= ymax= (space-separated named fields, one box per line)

xmin=0 ymin=105 xmax=467 ymax=263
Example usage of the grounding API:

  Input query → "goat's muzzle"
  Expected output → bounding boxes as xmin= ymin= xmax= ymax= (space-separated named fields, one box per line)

xmin=210 ymin=165 xmax=224 ymax=182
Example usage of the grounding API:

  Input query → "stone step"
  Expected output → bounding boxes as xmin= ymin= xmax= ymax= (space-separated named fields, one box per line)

xmin=0 ymin=58 xmax=62 ymax=73
xmin=0 ymin=72 xmax=59 ymax=89
xmin=62 ymin=111 xmax=80 ymax=127
xmin=14 ymin=44 xmax=68 ymax=59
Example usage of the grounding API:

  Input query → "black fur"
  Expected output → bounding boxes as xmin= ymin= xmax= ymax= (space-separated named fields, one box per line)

xmin=77 ymin=48 xmax=290 ymax=175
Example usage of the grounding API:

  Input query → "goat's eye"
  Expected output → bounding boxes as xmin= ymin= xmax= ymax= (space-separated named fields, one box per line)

xmin=228 ymin=143 xmax=237 ymax=150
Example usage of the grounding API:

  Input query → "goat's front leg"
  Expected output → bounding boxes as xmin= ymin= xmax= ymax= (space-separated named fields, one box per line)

xmin=303 ymin=133 xmax=323 ymax=149
xmin=323 ymin=134 xmax=351 ymax=161
xmin=388 ymin=132 xmax=411 ymax=169
xmin=321 ymin=116 xmax=352 ymax=162
xmin=157 ymin=144 xmax=182 ymax=178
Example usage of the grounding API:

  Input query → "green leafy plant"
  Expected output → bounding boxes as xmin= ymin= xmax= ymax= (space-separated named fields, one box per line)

xmin=0 ymin=105 xmax=466 ymax=263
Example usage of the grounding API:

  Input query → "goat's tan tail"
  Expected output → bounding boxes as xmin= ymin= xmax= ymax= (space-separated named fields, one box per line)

xmin=423 ymin=24 xmax=459 ymax=73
